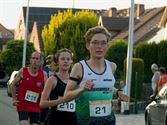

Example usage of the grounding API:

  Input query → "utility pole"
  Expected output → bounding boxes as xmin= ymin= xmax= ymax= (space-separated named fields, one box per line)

xmin=125 ymin=0 xmax=135 ymax=113
xmin=22 ymin=0 xmax=30 ymax=67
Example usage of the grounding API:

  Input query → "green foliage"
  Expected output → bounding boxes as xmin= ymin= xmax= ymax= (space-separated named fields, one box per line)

xmin=42 ymin=9 xmax=98 ymax=62
xmin=105 ymin=39 xmax=128 ymax=80
xmin=0 ymin=40 xmax=35 ymax=74
xmin=135 ymin=40 xmax=167 ymax=83
xmin=124 ymin=58 xmax=144 ymax=101
xmin=135 ymin=42 xmax=158 ymax=82
xmin=157 ymin=40 xmax=167 ymax=69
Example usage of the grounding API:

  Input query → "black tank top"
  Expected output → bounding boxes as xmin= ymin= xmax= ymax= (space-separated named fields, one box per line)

xmin=50 ymin=74 xmax=66 ymax=100
xmin=49 ymin=74 xmax=76 ymax=117
xmin=46 ymin=74 xmax=77 ymax=125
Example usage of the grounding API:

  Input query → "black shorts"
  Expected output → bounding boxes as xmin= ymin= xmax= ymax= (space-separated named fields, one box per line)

xmin=40 ymin=108 xmax=48 ymax=122
xmin=18 ymin=111 xmax=40 ymax=124
xmin=45 ymin=110 xmax=77 ymax=125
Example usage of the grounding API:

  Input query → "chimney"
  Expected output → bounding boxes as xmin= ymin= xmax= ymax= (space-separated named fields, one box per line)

xmin=108 ymin=7 xmax=117 ymax=17
xmin=135 ymin=4 xmax=145 ymax=19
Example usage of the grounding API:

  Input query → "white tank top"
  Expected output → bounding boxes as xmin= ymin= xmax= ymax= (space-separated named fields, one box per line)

xmin=76 ymin=60 xmax=116 ymax=119
xmin=79 ymin=60 xmax=115 ymax=89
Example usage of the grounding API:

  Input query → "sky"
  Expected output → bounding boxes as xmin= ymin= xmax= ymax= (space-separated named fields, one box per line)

xmin=0 ymin=0 xmax=167 ymax=29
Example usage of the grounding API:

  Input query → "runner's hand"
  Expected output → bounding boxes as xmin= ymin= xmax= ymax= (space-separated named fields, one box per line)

xmin=84 ymin=80 xmax=94 ymax=90
xmin=118 ymin=92 xmax=129 ymax=102
xmin=58 ymin=96 xmax=65 ymax=104
xmin=12 ymin=99 xmax=18 ymax=106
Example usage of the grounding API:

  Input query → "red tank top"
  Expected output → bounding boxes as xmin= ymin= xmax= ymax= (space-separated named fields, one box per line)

xmin=17 ymin=67 xmax=44 ymax=112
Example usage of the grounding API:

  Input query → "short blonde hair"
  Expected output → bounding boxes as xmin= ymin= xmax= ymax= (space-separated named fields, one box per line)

xmin=151 ymin=64 xmax=158 ymax=71
xmin=84 ymin=26 xmax=111 ymax=43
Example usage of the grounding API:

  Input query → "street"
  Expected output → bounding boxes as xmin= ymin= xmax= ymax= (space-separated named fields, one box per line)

xmin=0 ymin=87 xmax=19 ymax=125
xmin=0 ymin=87 xmax=145 ymax=125
xmin=116 ymin=113 xmax=145 ymax=125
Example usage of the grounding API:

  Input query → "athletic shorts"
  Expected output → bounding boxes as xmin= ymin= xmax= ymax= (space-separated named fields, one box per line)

xmin=18 ymin=111 xmax=40 ymax=124
xmin=40 ymin=108 xmax=48 ymax=122
xmin=45 ymin=110 xmax=77 ymax=125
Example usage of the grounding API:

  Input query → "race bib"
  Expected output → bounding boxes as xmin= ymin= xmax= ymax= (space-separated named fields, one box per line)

xmin=89 ymin=100 xmax=112 ymax=117
xmin=57 ymin=100 xmax=76 ymax=112
xmin=24 ymin=90 xmax=39 ymax=103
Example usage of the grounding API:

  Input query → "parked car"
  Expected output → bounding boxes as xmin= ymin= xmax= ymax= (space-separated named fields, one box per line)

xmin=7 ymin=71 xmax=18 ymax=97
xmin=0 ymin=70 xmax=9 ymax=87
xmin=145 ymin=83 xmax=167 ymax=125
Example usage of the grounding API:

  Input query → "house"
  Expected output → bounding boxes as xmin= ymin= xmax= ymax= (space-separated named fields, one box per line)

xmin=15 ymin=5 xmax=167 ymax=52
xmin=15 ymin=6 xmax=103 ymax=52
xmin=160 ymin=7 xmax=167 ymax=40
xmin=0 ymin=24 xmax=14 ymax=51
xmin=98 ymin=4 xmax=167 ymax=46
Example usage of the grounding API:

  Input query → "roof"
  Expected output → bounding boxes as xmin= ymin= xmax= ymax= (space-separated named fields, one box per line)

xmin=160 ymin=7 xmax=167 ymax=27
xmin=99 ymin=16 xmax=129 ymax=31
xmin=0 ymin=24 xmax=14 ymax=39
xmin=35 ymin=21 xmax=45 ymax=51
xmin=22 ymin=6 xmax=104 ymax=52
xmin=22 ymin=6 xmax=103 ymax=32
xmin=100 ymin=6 xmax=166 ymax=46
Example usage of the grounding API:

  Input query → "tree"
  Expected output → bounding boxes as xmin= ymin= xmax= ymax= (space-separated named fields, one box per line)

xmin=135 ymin=42 xmax=158 ymax=82
xmin=0 ymin=40 xmax=35 ymax=74
xmin=157 ymin=40 xmax=167 ymax=68
xmin=42 ymin=9 xmax=98 ymax=62
xmin=105 ymin=39 xmax=128 ymax=79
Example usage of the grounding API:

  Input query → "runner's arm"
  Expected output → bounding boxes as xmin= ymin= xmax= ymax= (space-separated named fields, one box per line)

xmin=64 ymin=63 xmax=85 ymax=102
xmin=11 ymin=68 xmax=23 ymax=105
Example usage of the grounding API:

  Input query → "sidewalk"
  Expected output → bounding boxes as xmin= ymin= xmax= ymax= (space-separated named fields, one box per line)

xmin=116 ymin=113 xmax=145 ymax=125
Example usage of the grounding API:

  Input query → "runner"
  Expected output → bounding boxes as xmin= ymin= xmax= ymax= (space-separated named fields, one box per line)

xmin=64 ymin=26 xmax=128 ymax=125
xmin=40 ymin=48 xmax=77 ymax=125
xmin=11 ymin=51 xmax=48 ymax=125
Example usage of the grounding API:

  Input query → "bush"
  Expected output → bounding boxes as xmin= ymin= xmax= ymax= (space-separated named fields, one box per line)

xmin=135 ymin=42 xmax=158 ymax=82
xmin=0 ymin=40 xmax=35 ymax=74
xmin=105 ymin=39 xmax=127 ymax=80
xmin=157 ymin=40 xmax=167 ymax=69
xmin=124 ymin=58 xmax=144 ymax=101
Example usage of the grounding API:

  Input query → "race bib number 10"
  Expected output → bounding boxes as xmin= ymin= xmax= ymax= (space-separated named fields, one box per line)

xmin=89 ymin=100 xmax=112 ymax=117
xmin=24 ymin=90 xmax=39 ymax=103
xmin=57 ymin=100 xmax=76 ymax=112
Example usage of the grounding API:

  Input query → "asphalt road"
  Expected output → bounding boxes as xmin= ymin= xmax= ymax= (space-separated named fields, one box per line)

xmin=116 ymin=113 xmax=145 ymax=125
xmin=0 ymin=87 xmax=145 ymax=125
xmin=0 ymin=87 xmax=19 ymax=125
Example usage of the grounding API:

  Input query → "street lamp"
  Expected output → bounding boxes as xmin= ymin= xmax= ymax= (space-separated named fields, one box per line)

xmin=22 ymin=0 xmax=30 ymax=67
xmin=125 ymin=0 xmax=135 ymax=113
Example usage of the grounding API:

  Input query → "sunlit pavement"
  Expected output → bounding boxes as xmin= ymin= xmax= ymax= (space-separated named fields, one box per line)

xmin=116 ymin=113 xmax=145 ymax=125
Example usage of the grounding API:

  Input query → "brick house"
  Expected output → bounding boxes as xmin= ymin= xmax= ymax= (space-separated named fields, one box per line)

xmin=98 ymin=4 xmax=167 ymax=46
xmin=0 ymin=24 xmax=14 ymax=51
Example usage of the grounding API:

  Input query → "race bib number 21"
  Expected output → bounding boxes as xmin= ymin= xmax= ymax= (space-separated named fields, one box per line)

xmin=89 ymin=100 xmax=112 ymax=117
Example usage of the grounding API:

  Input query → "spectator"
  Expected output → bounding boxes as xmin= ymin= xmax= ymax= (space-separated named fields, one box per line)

xmin=151 ymin=64 xmax=160 ymax=93
xmin=156 ymin=67 xmax=167 ymax=92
